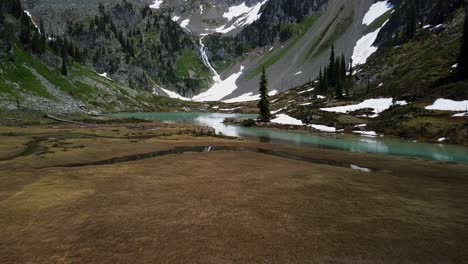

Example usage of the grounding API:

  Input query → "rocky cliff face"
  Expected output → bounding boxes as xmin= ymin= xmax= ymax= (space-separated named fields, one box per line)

xmin=376 ymin=0 xmax=464 ymax=47
xmin=237 ymin=0 xmax=328 ymax=48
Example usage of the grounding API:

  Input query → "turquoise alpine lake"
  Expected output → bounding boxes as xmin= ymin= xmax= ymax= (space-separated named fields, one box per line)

xmin=109 ymin=112 xmax=468 ymax=164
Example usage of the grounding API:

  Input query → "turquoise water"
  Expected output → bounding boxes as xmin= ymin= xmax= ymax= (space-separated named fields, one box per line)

xmin=109 ymin=112 xmax=468 ymax=164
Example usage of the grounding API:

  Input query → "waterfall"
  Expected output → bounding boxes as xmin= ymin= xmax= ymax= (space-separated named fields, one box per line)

xmin=199 ymin=36 xmax=221 ymax=83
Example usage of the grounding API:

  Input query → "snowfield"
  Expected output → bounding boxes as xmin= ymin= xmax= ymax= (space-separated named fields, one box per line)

xmin=351 ymin=1 xmax=393 ymax=66
xmin=425 ymin=99 xmax=468 ymax=111
xmin=271 ymin=114 xmax=303 ymax=126
xmin=352 ymin=20 xmax=389 ymax=66
xmin=320 ymin=98 xmax=407 ymax=117
xmin=215 ymin=0 xmax=269 ymax=34
xmin=193 ymin=66 xmax=245 ymax=102
xmin=362 ymin=1 xmax=392 ymax=26
xmin=223 ymin=89 xmax=278 ymax=103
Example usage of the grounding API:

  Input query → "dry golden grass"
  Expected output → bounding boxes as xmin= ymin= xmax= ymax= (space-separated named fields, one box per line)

xmin=0 ymin=123 xmax=467 ymax=263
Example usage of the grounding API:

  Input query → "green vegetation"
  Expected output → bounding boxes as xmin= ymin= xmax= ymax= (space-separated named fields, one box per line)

xmin=356 ymin=12 xmax=465 ymax=100
xmin=0 ymin=46 xmax=52 ymax=99
xmin=246 ymin=14 xmax=321 ymax=80
xmin=175 ymin=50 xmax=211 ymax=80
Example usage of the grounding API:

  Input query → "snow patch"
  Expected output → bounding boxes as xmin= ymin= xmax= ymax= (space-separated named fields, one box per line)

xmin=269 ymin=90 xmax=278 ymax=96
xmin=161 ymin=87 xmax=191 ymax=101
xmin=452 ymin=112 xmax=468 ymax=117
xmin=362 ymin=1 xmax=392 ymax=26
xmin=309 ymin=124 xmax=338 ymax=133
xmin=179 ymin=19 xmax=191 ymax=31
xmin=298 ymin=88 xmax=315 ymax=94
xmin=223 ymin=92 xmax=259 ymax=103
xmin=215 ymin=0 xmax=269 ymax=34
xmin=321 ymin=98 xmax=407 ymax=116
xmin=98 ymin=72 xmax=112 ymax=81
xmin=425 ymin=99 xmax=468 ymax=111
xmin=350 ymin=164 xmax=371 ymax=173
xmin=150 ymin=0 xmax=164 ymax=9
xmin=271 ymin=114 xmax=303 ymax=126
xmin=223 ymin=89 xmax=277 ymax=103
xmin=271 ymin=108 xmax=283 ymax=114
xmin=193 ymin=66 xmax=244 ymax=102
xmin=352 ymin=20 xmax=389 ymax=66
xmin=353 ymin=130 xmax=378 ymax=137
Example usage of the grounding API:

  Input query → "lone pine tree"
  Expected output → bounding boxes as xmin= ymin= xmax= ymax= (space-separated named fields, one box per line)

xmin=258 ymin=67 xmax=271 ymax=122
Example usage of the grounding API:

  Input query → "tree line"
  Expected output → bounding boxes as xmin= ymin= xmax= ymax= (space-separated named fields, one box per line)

xmin=317 ymin=44 xmax=354 ymax=98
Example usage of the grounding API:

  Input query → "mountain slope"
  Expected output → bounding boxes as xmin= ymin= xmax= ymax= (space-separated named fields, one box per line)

xmin=202 ymin=0 xmax=375 ymax=102
xmin=0 ymin=2 xmax=201 ymax=113
xmin=21 ymin=0 xmax=215 ymax=96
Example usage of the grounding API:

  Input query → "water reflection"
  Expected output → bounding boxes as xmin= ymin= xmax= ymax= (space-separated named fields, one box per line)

xmin=108 ymin=112 xmax=468 ymax=164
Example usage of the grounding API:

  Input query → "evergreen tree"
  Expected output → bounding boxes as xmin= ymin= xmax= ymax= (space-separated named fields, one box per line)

xmin=318 ymin=68 xmax=324 ymax=91
xmin=258 ymin=67 xmax=271 ymax=122
xmin=405 ymin=3 xmax=417 ymax=39
xmin=61 ymin=43 xmax=68 ymax=76
xmin=328 ymin=44 xmax=336 ymax=87
xmin=19 ymin=13 xmax=32 ymax=44
xmin=0 ymin=9 xmax=4 ymax=25
xmin=458 ymin=2 xmax=468 ymax=80
xmin=39 ymin=19 xmax=46 ymax=53
xmin=11 ymin=0 xmax=23 ymax=19
xmin=31 ymin=30 xmax=41 ymax=53
xmin=323 ymin=66 xmax=329 ymax=92
xmin=335 ymin=56 xmax=343 ymax=98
